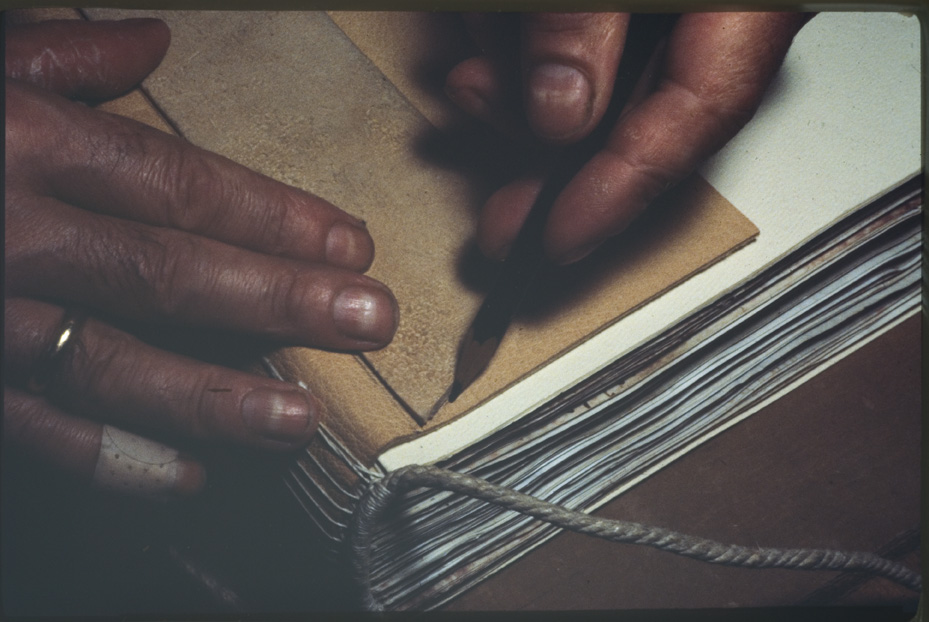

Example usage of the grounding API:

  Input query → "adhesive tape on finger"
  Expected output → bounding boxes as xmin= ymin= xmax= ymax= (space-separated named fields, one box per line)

xmin=92 ymin=425 xmax=181 ymax=495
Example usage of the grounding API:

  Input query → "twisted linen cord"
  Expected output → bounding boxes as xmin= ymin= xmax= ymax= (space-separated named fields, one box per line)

xmin=349 ymin=464 xmax=922 ymax=611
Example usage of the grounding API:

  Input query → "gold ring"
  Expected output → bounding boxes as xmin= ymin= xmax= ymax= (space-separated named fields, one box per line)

xmin=27 ymin=308 xmax=88 ymax=395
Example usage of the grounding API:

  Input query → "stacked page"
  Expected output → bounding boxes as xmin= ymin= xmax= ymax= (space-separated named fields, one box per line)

xmin=360 ymin=176 xmax=919 ymax=609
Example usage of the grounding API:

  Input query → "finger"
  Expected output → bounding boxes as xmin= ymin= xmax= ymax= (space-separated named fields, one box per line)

xmin=4 ymin=18 xmax=170 ymax=101
xmin=544 ymin=12 xmax=806 ymax=263
xmin=4 ymin=388 xmax=205 ymax=495
xmin=6 ymin=298 xmax=321 ymax=450
xmin=446 ymin=13 xmax=526 ymax=136
xmin=477 ymin=176 xmax=543 ymax=261
xmin=6 ymin=198 xmax=398 ymax=351
xmin=446 ymin=55 xmax=525 ymax=137
xmin=520 ymin=13 xmax=629 ymax=143
xmin=6 ymin=81 xmax=374 ymax=272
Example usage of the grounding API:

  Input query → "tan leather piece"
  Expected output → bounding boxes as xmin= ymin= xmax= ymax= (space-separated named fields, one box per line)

xmin=327 ymin=11 xmax=472 ymax=131
xmin=269 ymin=348 xmax=418 ymax=464
xmin=96 ymin=91 xmax=175 ymax=135
xmin=418 ymin=174 xmax=757 ymax=428
xmin=5 ymin=7 xmax=82 ymax=24
xmin=81 ymin=10 xmax=757 ymax=463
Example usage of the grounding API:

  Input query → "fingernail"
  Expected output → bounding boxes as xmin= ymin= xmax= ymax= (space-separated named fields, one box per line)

xmin=557 ymin=240 xmax=602 ymax=265
xmin=241 ymin=388 xmax=317 ymax=441
xmin=445 ymin=84 xmax=491 ymax=118
xmin=332 ymin=285 xmax=398 ymax=344
xmin=325 ymin=221 xmax=373 ymax=271
xmin=527 ymin=63 xmax=592 ymax=141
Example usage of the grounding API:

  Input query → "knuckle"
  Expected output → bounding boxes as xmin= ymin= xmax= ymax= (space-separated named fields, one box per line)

xmin=3 ymin=394 xmax=51 ymax=448
xmin=156 ymin=145 xmax=229 ymax=232
xmin=67 ymin=323 xmax=219 ymax=439
xmin=3 ymin=200 xmax=54 ymax=294
xmin=609 ymin=150 xmax=681 ymax=211
xmin=252 ymin=192 xmax=302 ymax=255
xmin=187 ymin=371 xmax=231 ymax=438
xmin=147 ymin=366 xmax=231 ymax=439
xmin=3 ymin=391 xmax=91 ymax=471
xmin=693 ymin=78 xmax=757 ymax=125
xmin=136 ymin=231 xmax=201 ymax=319
xmin=628 ymin=159 xmax=681 ymax=204
xmin=153 ymin=368 xmax=210 ymax=438
xmin=149 ymin=143 xmax=303 ymax=256
xmin=271 ymin=269 xmax=322 ymax=337
xmin=69 ymin=121 xmax=231 ymax=239
xmin=79 ymin=223 xmax=199 ymax=320
xmin=613 ymin=125 xmax=687 ymax=187
xmin=64 ymin=324 xmax=127 ymax=400
xmin=4 ymin=83 xmax=70 ymax=180
xmin=53 ymin=323 xmax=218 ymax=440
xmin=674 ymin=78 xmax=758 ymax=147
xmin=4 ymin=83 xmax=40 ymax=153
xmin=78 ymin=116 xmax=149 ymax=185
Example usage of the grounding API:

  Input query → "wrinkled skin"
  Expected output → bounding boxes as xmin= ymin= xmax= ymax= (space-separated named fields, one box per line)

xmin=4 ymin=18 xmax=399 ymax=492
xmin=445 ymin=12 xmax=808 ymax=264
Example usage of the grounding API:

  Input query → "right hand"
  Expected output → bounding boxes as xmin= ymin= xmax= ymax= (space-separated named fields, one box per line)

xmin=4 ymin=18 xmax=399 ymax=494
xmin=446 ymin=12 xmax=807 ymax=265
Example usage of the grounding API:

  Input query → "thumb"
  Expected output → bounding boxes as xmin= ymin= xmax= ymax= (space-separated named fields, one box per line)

xmin=5 ymin=18 xmax=170 ymax=101
xmin=520 ymin=13 xmax=629 ymax=144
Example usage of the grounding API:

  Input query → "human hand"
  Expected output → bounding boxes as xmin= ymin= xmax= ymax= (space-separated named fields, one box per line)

xmin=446 ymin=13 xmax=808 ymax=264
xmin=4 ymin=18 xmax=399 ymax=495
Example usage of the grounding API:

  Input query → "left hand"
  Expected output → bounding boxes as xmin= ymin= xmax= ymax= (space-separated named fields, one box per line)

xmin=4 ymin=17 xmax=398 ymax=495
xmin=446 ymin=12 xmax=808 ymax=264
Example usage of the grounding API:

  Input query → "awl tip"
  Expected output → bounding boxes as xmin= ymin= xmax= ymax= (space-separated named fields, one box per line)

xmin=447 ymin=380 xmax=464 ymax=404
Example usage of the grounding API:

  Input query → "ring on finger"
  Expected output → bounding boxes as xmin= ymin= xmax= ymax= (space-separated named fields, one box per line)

xmin=27 ymin=307 xmax=88 ymax=395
